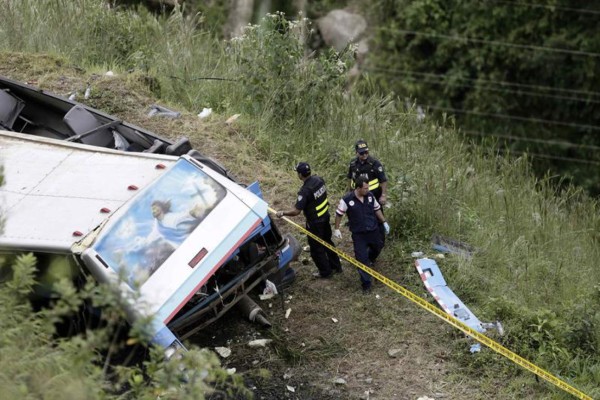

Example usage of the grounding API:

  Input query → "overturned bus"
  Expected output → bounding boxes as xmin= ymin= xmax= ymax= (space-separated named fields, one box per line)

xmin=0 ymin=76 xmax=298 ymax=354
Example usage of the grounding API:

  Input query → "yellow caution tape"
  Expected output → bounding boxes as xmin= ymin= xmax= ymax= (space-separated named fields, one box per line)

xmin=269 ymin=208 xmax=591 ymax=400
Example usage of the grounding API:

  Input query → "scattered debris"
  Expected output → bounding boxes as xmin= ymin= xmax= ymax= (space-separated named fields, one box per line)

xmin=333 ymin=378 xmax=347 ymax=385
xmin=68 ymin=92 xmax=76 ymax=101
xmin=147 ymin=104 xmax=181 ymax=118
xmin=434 ymin=253 xmax=445 ymax=259
xmin=388 ymin=348 xmax=403 ymax=358
xmin=105 ymin=70 xmax=114 ymax=76
xmin=411 ymin=251 xmax=424 ymax=258
xmin=286 ymin=385 xmax=295 ymax=393
xmin=225 ymin=113 xmax=240 ymax=125
xmin=259 ymin=293 xmax=275 ymax=301
xmin=263 ymin=279 xmax=278 ymax=296
xmin=415 ymin=258 xmax=504 ymax=340
xmin=375 ymin=294 xmax=381 ymax=299
xmin=285 ymin=308 xmax=292 ymax=319
xmin=470 ymin=343 xmax=481 ymax=353
xmin=248 ymin=339 xmax=272 ymax=348
xmin=331 ymin=317 xmax=338 ymax=323
xmin=214 ymin=346 xmax=231 ymax=358
xmin=417 ymin=397 xmax=435 ymax=400
xmin=226 ymin=367 xmax=236 ymax=375
xmin=431 ymin=234 xmax=475 ymax=257
xmin=84 ymin=86 xmax=91 ymax=99
xmin=302 ymin=245 xmax=310 ymax=252
xmin=283 ymin=372 xmax=292 ymax=380
xmin=198 ymin=107 xmax=212 ymax=119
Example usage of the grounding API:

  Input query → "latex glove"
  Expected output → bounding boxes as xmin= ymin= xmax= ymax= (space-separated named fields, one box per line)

xmin=276 ymin=211 xmax=284 ymax=218
xmin=383 ymin=222 xmax=390 ymax=235
xmin=333 ymin=229 xmax=342 ymax=239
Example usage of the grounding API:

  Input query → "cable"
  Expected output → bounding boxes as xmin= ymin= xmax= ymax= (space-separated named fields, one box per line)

xmin=463 ymin=130 xmax=600 ymax=151
xmin=495 ymin=148 xmax=600 ymax=166
xmin=369 ymin=68 xmax=600 ymax=105
xmin=366 ymin=67 xmax=600 ymax=99
xmin=423 ymin=104 xmax=600 ymax=131
xmin=377 ymin=27 xmax=600 ymax=58
xmin=482 ymin=0 xmax=600 ymax=16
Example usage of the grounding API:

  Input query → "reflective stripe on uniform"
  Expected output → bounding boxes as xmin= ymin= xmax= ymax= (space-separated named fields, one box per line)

xmin=369 ymin=178 xmax=379 ymax=190
xmin=316 ymin=198 xmax=329 ymax=217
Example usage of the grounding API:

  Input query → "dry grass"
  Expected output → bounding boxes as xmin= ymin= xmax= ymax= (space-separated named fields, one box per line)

xmin=0 ymin=53 xmax=556 ymax=399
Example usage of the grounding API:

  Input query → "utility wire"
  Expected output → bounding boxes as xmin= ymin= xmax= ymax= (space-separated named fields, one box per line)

xmin=482 ymin=0 xmax=600 ymax=16
xmin=366 ymin=67 xmax=600 ymax=99
xmin=495 ymin=148 xmax=600 ymax=166
xmin=423 ymin=104 xmax=600 ymax=131
xmin=463 ymin=130 xmax=600 ymax=151
xmin=369 ymin=68 xmax=600 ymax=105
xmin=378 ymin=27 xmax=600 ymax=58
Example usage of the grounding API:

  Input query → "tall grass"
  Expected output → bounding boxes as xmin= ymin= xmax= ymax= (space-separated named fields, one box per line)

xmin=1 ymin=0 xmax=598 ymax=394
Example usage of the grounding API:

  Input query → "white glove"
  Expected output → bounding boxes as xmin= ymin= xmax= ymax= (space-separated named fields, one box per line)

xmin=276 ymin=211 xmax=284 ymax=218
xmin=333 ymin=229 xmax=342 ymax=239
xmin=383 ymin=222 xmax=390 ymax=235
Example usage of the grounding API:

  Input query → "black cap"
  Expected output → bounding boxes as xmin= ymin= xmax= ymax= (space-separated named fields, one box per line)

xmin=294 ymin=162 xmax=311 ymax=177
xmin=355 ymin=139 xmax=369 ymax=154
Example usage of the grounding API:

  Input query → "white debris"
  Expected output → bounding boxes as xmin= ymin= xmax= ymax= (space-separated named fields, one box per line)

xmin=434 ymin=253 xmax=445 ymax=259
xmin=411 ymin=251 xmax=424 ymax=258
xmin=105 ymin=70 xmax=114 ymax=76
xmin=214 ymin=346 xmax=231 ymax=358
xmin=248 ymin=339 xmax=272 ymax=348
xmin=198 ymin=107 xmax=212 ymax=119
xmin=417 ymin=397 xmax=435 ymax=400
xmin=287 ymin=295 xmax=293 ymax=300
xmin=259 ymin=293 xmax=275 ymax=301
xmin=375 ymin=294 xmax=381 ymax=299
xmin=226 ymin=368 xmax=236 ymax=375
xmin=286 ymin=385 xmax=295 ymax=393
xmin=331 ymin=318 xmax=338 ymax=323
xmin=84 ymin=86 xmax=91 ymax=99
xmin=302 ymin=245 xmax=310 ymax=252
xmin=283 ymin=373 xmax=292 ymax=380
xmin=388 ymin=348 xmax=403 ymax=358
xmin=225 ymin=113 xmax=241 ymax=125
xmin=285 ymin=308 xmax=292 ymax=319
xmin=263 ymin=279 xmax=278 ymax=296
xmin=333 ymin=378 xmax=347 ymax=385
xmin=68 ymin=92 xmax=76 ymax=101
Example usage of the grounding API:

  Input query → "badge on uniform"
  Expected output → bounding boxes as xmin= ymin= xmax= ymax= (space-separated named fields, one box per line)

xmin=378 ymin=166 xmax=383 ymax=172
xmin=349 ymin=200 xmax=355 ymax=206
xmin=297 ymin=195 xmax=303 ymax=202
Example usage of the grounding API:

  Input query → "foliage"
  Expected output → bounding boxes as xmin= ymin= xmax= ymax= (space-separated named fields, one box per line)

xmin=367 ymin=0 xmax=600 ymax=195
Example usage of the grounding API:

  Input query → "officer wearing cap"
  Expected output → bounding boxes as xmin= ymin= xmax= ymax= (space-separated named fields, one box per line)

xmin=276 ymin=162 xmax=342 ymax=278
xmin=334 ymin=176 xmax=390 ymax=293
xmin=347 ymin=139 xmax=388 ymax=205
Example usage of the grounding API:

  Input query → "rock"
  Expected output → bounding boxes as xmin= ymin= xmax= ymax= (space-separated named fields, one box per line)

xmin=248 ymin=339 xmax=272 ymax=348
xmin=214 ymin=346 xmax=231 ymax=358
xmin=388 ymin=348 xmax=403 ymax=358
xmin=317 ymin=10 xmax=367 ymax=53
xmin=333 ymin=377 xmax=347 ymax=385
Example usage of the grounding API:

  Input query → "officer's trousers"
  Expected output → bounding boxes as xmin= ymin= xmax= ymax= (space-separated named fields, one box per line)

xmin=351 ymin=229 xmax=384 ymax=289
xmin=307 ymin=220 xmax=342 ymax=277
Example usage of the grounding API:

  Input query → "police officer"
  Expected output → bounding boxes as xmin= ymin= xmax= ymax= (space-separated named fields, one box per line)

xmin=334 ymin=176 xmax=390 ymax=293
xmin=347 ymin=139 xmax=388 ymax=205
xmin=277 ymin=162 xmax=342 ymax=278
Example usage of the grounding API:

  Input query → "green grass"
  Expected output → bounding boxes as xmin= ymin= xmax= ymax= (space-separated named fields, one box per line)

xmin=1 ymin=0 xmax=599 ymax=397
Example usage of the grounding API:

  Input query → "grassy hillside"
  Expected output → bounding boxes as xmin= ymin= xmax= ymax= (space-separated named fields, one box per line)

xmin=1 ymin=1 xmax=598 ymax=398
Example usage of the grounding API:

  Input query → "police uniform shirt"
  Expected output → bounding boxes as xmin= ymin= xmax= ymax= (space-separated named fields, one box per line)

xmin=336 ymin=191 xmax=381 ymax=233
xmin=347 ymin=156 xmax=387 ymax=198
xmin=294 ymin=175 xmax=330 ymax=223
